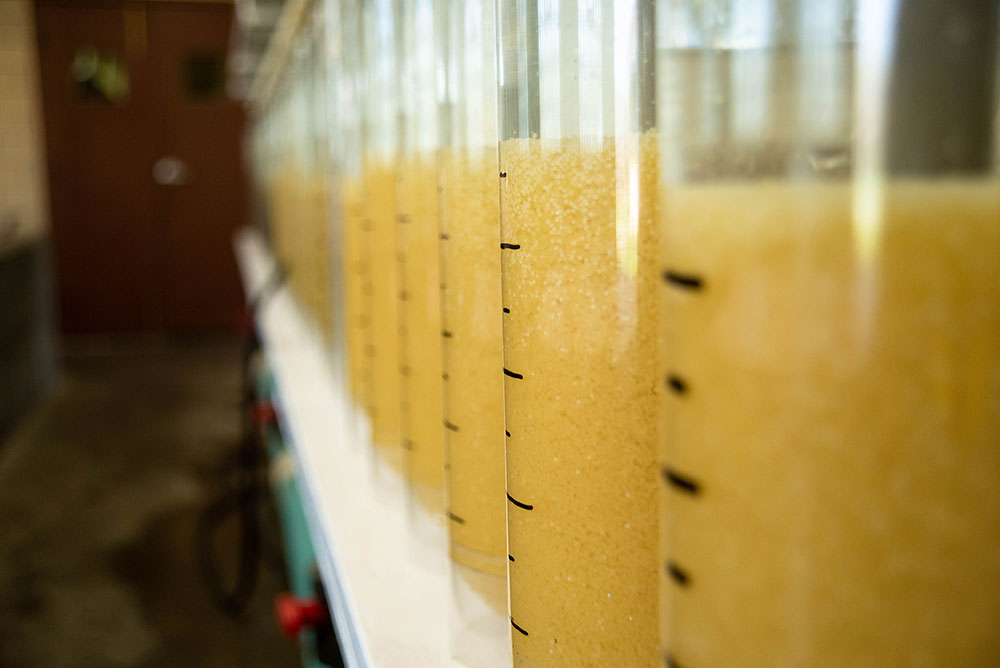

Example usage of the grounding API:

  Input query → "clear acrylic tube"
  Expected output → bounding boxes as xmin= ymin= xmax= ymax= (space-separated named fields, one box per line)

xmin=656 ymin=2 xmax=1000 ymax=666
xmin=332 ymin=0 xmax=372 ymax=438
xmin=440 ymin=0 xmax=509 ymax=665
xmin=313 ymin=8 xmax=336 ymax=343
xmin=268 ymin=53 xmax=300 ymax=300
xmin=362 ymin=0 xmax=404 ymax=469
xmin=289 ymin=33 xmax=314 ymax=319
xmin=305 ymin=15 xmax=333 ymax=340
xmin=497 ymin=1 xmax=660 ymax=665
xmin=397 ymin=0 xmax=447 ymax=516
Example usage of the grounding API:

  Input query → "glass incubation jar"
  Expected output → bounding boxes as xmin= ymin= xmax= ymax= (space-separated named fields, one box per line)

xmin=288 ymin=36 xmax=315 ymax=316
xmin=497 ymin=1 xmax=660 ymax=665
xmin=397 ymin=0 xmax=446 ymax=515
xmin=332 ymin=0 xmax=372 ymax=430
xmin=249 ymin=103 xmax=273 ymax=240
xmin=320 ymin=0 xmax=344 ymax=366
xmin=656 ymin=1 xmax=1000 ymax=666
xmin=362 ymin=0 xmax=404 ymax=467
xmin=305 ymin=14 xmax=334 ymax=340
xmin=440 ymin=0 xmax=509 ymax=665
xmin=268 ymin=71 xmax=297 ymax=289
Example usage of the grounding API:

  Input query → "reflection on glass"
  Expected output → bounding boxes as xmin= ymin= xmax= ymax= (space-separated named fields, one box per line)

xmin=72 ymin=47 xmax=129 ymax=104
xmin=656 ymin=2 xmax=1000 ymax=666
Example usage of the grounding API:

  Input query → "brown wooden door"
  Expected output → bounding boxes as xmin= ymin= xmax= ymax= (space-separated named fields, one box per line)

xmin=148 ymin=2 xmax=246 ymax=331
xmin=36 ymin=1 xmax=162 ymax=333
xmin=35 ymin=0 xmax=246 ymax=334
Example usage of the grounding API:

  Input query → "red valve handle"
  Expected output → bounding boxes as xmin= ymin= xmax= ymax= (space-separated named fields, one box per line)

xmin=275 ymin=593 xmax=326 ymax=637
xmin=251 ymin=400 xmax=277 ymax=427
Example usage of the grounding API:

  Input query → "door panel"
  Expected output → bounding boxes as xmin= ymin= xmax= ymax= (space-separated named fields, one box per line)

xmin=35 ymin=0 xmax=247 ymax=334
xmin=150 ymin=2 xmax=246 ymax=331
xmin=35 ymin=1 xmax=162 ymax=333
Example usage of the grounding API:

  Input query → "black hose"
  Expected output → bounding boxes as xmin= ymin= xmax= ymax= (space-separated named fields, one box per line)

xmin=195 ymin=264 xmax=286 ymax=616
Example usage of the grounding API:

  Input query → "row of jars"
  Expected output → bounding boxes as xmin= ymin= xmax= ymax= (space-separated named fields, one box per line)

xmin=250 ymin=1 xmax=1000 ymax=666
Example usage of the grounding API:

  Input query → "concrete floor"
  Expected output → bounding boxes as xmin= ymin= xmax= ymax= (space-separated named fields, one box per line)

xmin=0 ymin=338 xmax=300 ymax=668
